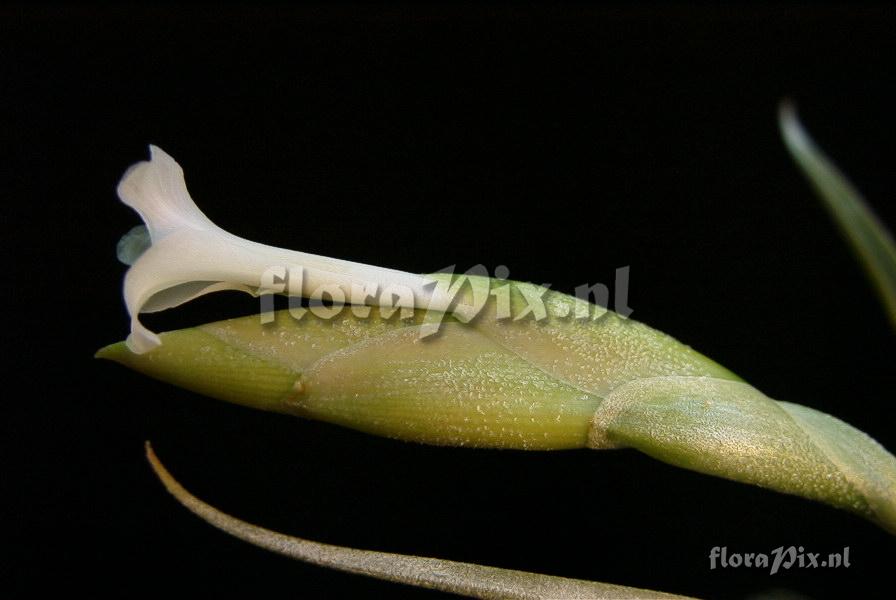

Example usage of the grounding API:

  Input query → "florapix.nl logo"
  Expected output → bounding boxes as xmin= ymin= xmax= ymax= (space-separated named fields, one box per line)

xmin=709 ymin=546 xmax=851 ymax=575
xmin=257 ymin=263 xmax=633 ymax=337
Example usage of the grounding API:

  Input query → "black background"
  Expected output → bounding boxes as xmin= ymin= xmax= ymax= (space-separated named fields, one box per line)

xmin=4 ymin=4 xmax=896 ymax=599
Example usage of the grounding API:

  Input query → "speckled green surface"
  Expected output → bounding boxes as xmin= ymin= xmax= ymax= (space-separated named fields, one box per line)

xmin=99 ymin=279 xmax=896 ymax=533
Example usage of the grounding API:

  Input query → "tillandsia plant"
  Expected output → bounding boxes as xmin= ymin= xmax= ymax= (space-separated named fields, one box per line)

xmin=98 ymin=104 xmax=896 ymax=599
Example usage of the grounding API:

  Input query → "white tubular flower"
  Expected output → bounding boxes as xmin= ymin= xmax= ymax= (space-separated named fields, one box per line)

xmin=117 ymin=146 xmax=454 ymax=353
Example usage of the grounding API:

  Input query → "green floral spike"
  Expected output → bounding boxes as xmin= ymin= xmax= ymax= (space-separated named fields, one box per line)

xmin=98 ymin=293 xmax=896 ymax=534
xmin=100 ymin=116 xmax=896 ymax=596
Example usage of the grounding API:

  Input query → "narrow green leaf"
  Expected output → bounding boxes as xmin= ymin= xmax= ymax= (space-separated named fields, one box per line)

xmin=145 ymin=442 xmax=696 ymax=600
xmin=779 ymin=102 xmax=896 ymax=327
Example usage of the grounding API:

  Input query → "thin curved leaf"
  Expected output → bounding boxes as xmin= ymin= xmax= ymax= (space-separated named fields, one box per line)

xmin=779 ymin=102 xmax=896 ymax=328
xmin=145 ymin=442 xmax=695 ymax=600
